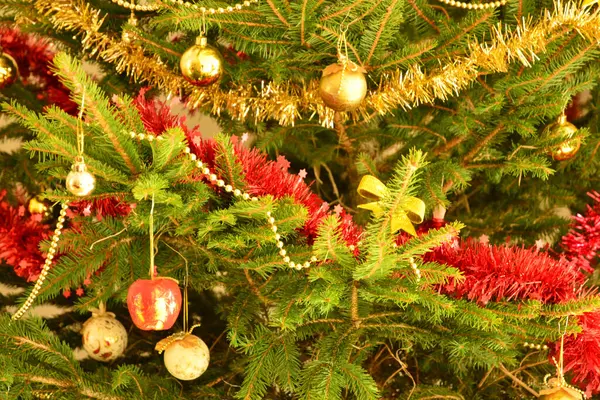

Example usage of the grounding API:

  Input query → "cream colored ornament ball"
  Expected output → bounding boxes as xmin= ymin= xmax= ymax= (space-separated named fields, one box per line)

xmin=180 ymin=36 xmax=223 ymax=87
xmin=66 ymin=160 xmax=96 ymax=196
xmin=319 ymin=58 xmax=367 ymax=112
xmin=81 ymin=313 xmax=128 ymax=362
xmin=163 ymin=334 xmax=210 ymax=380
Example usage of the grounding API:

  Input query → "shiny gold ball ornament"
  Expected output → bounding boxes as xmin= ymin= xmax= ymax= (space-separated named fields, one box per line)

xmin=546 ymin=114 xmax=581 ymax=161
xmin=81 ymin=310 xmax=128 ymax=362
xmin=539 ymin=379 xmax=584 ymax=400
xmin=66 ymin=158 xmax=96 ymax=196
xmin=156 ymin=332 xmax=210 ymax=380
xmin=0 ymin=52 xmax=18 ymax=89
xmin=28 ymin=197 xmax=48 ymax=215
xmin=180 ymin=36 xmax=223 ymax=87
xmin=319 ymin=55 xmax=367 ymax=112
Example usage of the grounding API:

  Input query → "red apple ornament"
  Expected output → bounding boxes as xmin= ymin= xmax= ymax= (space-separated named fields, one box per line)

xmin=127 ymin=277 xmax=182 ymax=330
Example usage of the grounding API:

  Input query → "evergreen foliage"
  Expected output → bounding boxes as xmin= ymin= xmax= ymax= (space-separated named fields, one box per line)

xmin=1 ymin=0 xmax=600 ymax=398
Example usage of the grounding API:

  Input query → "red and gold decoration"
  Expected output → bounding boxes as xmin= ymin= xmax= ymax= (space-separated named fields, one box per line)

xmin=0 ymin=51 xmax=18 ymax=89
xmin=545 ymin=114 xmax=581 ymax=161
xmin=319 ymin=54 xmax=367 ymax=112
xmin=81 ymin=303 xmax=128 ymax=362
xmin=156 ymin=326 xmax=210 ymax=380
xmin=127 ymin=276 xmax=182 ymax=330
xmin=180 ymin=36 xmax=223 ymax=87
xmin=357 ymin=175 xmax=425 ymax=235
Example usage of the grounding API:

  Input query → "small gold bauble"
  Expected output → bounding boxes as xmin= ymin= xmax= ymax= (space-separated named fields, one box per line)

xmin=546 ymin=115 xmax=581 ymax=161
xmin=180 ymin=36 xmax=223 ymax=87
xmin=0 ymin=52 xmax=19 ymax=89
xmin=161 ymin=333 xmax=210 ymax=380
xmin=66 ymin=160 xmax=96 ymax=196
xmin=81 ymin=313 xmax=128 ymax=362
xmin=319 ymin=58 xmax=367 ymax=112
xmin=539 ymin=387 xmax=583 ymax=400
xmin=28 ymin=197 xmax=48 ymax=214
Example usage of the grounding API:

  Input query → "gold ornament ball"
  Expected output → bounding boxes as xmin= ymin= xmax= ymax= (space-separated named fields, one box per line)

xmin=0 ymin=53 xmax=18 ymax=89
xmin=552 ymin=137 xmax=581 ymax=161
xmin=180 ymin=36 xmax=223 ymax=87
xmin=66 ymin=161 xmax=96 ymax=196
xmin=539 ymin=388 xmax=583 ymax=400
xmin=28 ymin=197 xmax=48 ymax=214
xmin=81 ymin=313 xmax=128 ymax=362
xmin=546 ymin=115 xmax=581 ymax=161
xmin=319 ymin=60 xmax=367 ymax=112
xmin=163 ymin=334 xmax=210 ymax=380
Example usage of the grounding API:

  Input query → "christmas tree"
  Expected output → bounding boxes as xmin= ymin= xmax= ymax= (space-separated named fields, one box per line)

xmin=1 ymin=0 xmax=600 ymax=398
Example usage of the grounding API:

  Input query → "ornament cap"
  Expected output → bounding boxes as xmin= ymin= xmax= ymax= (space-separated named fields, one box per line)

xmin=195 ymin=36 xmax=208 ymax=47
xmin=557 ymin=113 xmax=568 ymax=125
xmin=71 ymin=160 xmax=88 ymax=173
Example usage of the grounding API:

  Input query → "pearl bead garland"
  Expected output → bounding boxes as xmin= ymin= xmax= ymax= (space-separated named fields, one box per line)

xmin=437 ymin=0 xmax=507 ymax=9
xmin=392 ymin=243 xmax=422 ymax=283
xmin=523 ymin=342 xmax=549 ymax=351
xmin=109 ymin=0 xmax=258 ymax=13
xmin=131 ymin=131 xmax=326 ymax=270
xmin=12 ymin=202 xmax=70 ymax=320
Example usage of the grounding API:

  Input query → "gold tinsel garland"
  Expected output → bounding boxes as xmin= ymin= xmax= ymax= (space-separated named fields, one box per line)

xmin=30 ymin=0 xmax=600 ymax=126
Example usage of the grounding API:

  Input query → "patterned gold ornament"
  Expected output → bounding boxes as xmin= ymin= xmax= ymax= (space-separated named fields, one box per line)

xmin=180 ymin=36 xmax=223 ymax=87
xmin=28 ymin=197 xmax=48 ymax=215
xmin=319 ymin=55 xmax=367 ymax=112
xmin=539 ymin=378 xmax=584 ymax=400
xmin=156 ymin=329 xmax=210 ymax=380
xmin=0 ymin=52 xmax=18 ymax=89
xmin=81 ymin=307 xmax=128 ymax=362
xmin=66 ymin=158 xmax=96 ymax=196
xmin=545 ymin=114 xmax=581 ymax=161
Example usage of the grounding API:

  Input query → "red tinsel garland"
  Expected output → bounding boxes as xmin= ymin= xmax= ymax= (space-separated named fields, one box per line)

xmin=0 ymin=190 xmax=52 ymax=281
xmin=0 ymin=27 xmax=76 ymax=113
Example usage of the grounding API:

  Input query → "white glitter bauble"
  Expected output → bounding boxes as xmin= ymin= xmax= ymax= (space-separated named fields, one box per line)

xmin=81 ymin=313 xmax=128 ymax=362
xmin=163 ymin=334 xmax=210 ymax=380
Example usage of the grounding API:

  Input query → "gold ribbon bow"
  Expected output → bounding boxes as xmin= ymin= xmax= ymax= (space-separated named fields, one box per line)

xmin=357 ymin=175 xmax=425 ymax=236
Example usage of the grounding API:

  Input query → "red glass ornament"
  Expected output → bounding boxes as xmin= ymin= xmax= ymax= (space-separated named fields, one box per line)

xmin=126 ymin=277 xmax=182 ymax=331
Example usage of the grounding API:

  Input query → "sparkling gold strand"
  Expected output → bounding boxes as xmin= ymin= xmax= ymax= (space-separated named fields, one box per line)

xmin=437 ymin=0 xmax=506 ymax=9
xmin=36 ymin=0 xmax=595 ymax=126
xmin=133 ymin=132 xmax=324 ymax=270
xmin=12 ymin=203 xmax=70 ymax=320
xmin=392 ymin=243 xmax=422 ymax=282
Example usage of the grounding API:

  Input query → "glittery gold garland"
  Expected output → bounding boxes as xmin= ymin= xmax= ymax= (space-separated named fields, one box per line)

xmin=30 ymin=0 xmax=600 ymax=126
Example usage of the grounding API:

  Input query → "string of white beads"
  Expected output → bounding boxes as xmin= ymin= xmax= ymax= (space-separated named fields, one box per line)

xmin=110 ymin=0 xmax=258 ymax=13
xmin=523 ymin=342 xmax=549 ymax=351
xmin=437 ymin=0 xmax=506 ymax=9
xmin=12 ymin=202 xmax=70 ymax=320
xmin=132 ymin=132 xmax=326 ymax=270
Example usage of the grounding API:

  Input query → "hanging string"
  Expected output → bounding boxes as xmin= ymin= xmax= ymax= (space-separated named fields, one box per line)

xmin=76 ymin=93 xmax=86 ymax=159
xmin=148 ymin=193 xmax=155 ymax=279
xmin=163 ymin=241 xmax=190 ymax=332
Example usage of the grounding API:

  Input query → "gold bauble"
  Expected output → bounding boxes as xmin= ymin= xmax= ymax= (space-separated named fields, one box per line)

xmin=539 ymin=378 xmax=584 ymax=400
xmin=159 ymin=333 xmax=210 ymax=380
xmin=0 ymin=52 xmax=18 ymax=89
xmin=546 ymin=114 xmax=581 ymax=161
xmin=539 ymin=387 xmax=583 ymax=400
xmin=180 ymin=36 xmax=223 ymax=87
xmin=66 ymin=160 xmax=96 ymax=196
xmin=28 ymin=197 xmax=48 ymax=214
xmin=81 ymin=312 xmax=128 ymax=362
xmin=319 ymin=59 xmax=367 ymax=112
